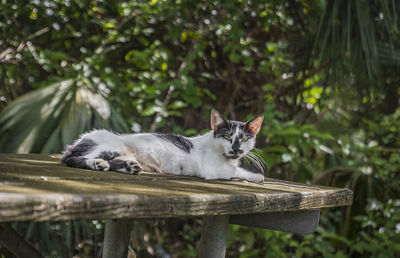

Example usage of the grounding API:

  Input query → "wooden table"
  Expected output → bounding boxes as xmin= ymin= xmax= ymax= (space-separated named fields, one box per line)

xmin=0 ymin=154 xmax=352 ymax=257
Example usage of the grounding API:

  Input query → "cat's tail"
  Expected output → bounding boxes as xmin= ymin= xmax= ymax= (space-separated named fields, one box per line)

xmin=61 ymin=138 xmax=97 ymax=168
xmin=60 ymin=145 xmax=73 ymax=164
xmin=61 ymin=146 xmax=92 ymax=169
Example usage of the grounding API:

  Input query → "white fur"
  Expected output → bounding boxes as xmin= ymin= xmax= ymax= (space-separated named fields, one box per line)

xmin=77 ymin=129 xmax=264 ymax=183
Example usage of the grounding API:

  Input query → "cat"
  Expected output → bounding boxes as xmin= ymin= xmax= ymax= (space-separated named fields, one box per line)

xmin=61 ymin=109 xmax=265 ymax=183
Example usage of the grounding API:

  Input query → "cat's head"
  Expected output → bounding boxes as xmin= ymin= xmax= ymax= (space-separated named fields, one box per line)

xmin=210 ymin=109 xmax=263 ymax=160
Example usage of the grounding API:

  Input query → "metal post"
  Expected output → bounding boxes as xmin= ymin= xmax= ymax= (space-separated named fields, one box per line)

xmin=102 ymin=219 xmax=133 ymax=258
xmin=199 ymin=215 xmax=230 ymax=258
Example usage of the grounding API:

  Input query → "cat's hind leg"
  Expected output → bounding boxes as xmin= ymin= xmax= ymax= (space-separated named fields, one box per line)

xmin=90 ymin=158 xmax=110 ymax=171
xmin=109 ymin=156 xmax=143 ymax=175
xmin=98 ymin=151 xmax=143 ymax=175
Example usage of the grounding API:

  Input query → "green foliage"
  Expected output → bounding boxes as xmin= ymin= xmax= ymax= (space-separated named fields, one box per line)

xmin=314 ymin=0 xmax=400 ymax=91
xmin=7 ymin=220 xmax=103 ymax=257
xmin=0 ymin=79 xmax=129 ymax=153
xmin=0 ymin=0 xmax=399 ymax=257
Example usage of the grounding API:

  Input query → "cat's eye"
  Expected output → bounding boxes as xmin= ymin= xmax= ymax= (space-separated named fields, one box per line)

xmin=241 ymin=138 xmax=248 ymax=142
xmin=224 ymin=136 xmax=231 ymax=141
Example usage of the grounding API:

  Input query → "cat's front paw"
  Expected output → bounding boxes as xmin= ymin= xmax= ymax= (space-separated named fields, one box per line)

xmin=252 ymin=173 xmax=265 ymax=183
xmin=93 ymin=159 xmax=110 ymax=171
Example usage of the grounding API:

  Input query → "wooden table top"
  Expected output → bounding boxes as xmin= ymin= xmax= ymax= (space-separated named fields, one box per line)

xmin=0 ymin=154 xmax=352 ymax=222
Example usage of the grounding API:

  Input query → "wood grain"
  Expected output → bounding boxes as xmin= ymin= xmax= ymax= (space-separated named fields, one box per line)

xmin=0 ymin=154 xmax=352 ymax=222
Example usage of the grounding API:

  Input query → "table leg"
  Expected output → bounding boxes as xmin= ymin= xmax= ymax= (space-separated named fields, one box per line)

xmin=199 ymin=215 xmax=230 ymax=258
xmin=230 ymin=210 xmax=320 ymax=235
xmin=102 ymin=219 xmax=133 ymax=258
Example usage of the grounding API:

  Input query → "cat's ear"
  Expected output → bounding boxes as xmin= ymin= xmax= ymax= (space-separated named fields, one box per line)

xmin=245 ymin=114 xmax=264 ymax=135
xmin=210 ymin=109 xmax=227 ymax=131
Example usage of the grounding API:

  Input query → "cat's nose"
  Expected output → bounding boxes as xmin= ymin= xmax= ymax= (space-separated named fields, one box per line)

xmin=231 ymin=138 xmax=243 ymax=154
xmin=230 ymin=149 xmax=243 ymax=154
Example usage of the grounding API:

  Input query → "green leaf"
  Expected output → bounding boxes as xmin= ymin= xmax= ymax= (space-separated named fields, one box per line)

xmin=168 ymin=100 xmax=188 ymax=109
xmin=142 ymin=105 xmax=160 ymax=116
xmin=267 ymin=145 xmax=287 ymax=153
xmin=229 ymin=51 xmax=241 ymax=63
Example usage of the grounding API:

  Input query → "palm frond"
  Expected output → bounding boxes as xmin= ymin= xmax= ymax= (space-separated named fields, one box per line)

xmin=0 ymin=79 xmax=129 ymax=154
xmin=313 ymin=0 xmax=400 ymax=84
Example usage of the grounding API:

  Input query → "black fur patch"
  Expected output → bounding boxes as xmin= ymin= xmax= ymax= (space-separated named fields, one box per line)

xmin=156 ymin=134 xmax=193 ymax=153
xmin=108 ymin=159 xmax=127 ymax=171
xmin=62 ymin=156 xmax=89 ymax=169
xmin=232 ymin=137 xmax=241 ymax=152
xmin=97 ymin=151 xmax=120 ymax=161
xmin=213 ymin=120 xmax=248 ymax=139
xmin=61 ymin=138 xmax=97 ymax=164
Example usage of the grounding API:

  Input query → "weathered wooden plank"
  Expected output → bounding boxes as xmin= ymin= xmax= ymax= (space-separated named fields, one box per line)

xmin=0 ymin=154 xmax=353 ymax=222
xmin=0 ymin=189 xmax=351 ymax=221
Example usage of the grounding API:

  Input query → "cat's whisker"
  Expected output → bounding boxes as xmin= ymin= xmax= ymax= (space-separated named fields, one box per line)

xmin=251 ymin=151 xmax=265 ymax=163
xmin=243 ymin=151 xmax=266 ymax=174
xmin=242 ymin=156 xmax=253 ymax=167
xmin=253 ymin=154 xmax=267 ymax=173
xmin=243 ymin=155 xmax=259 ymax=172
xmin=248 ymin=151 xmax=266 ymax=172
xmin=252 ymin=147 xmax=263 ymax=153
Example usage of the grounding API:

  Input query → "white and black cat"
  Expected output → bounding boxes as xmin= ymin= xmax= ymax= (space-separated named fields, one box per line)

xmin=61 ymin=109 xmax=265 ymax=183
